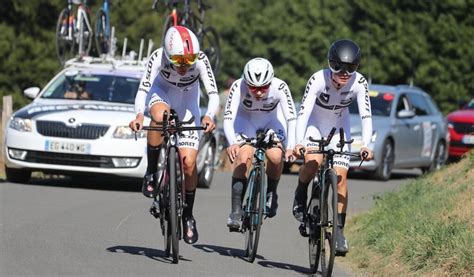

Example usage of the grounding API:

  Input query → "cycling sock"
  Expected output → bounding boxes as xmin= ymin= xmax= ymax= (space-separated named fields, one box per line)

xmin=146 ymin=144 xmax=161 ymax=174
xmin=295 ymin=179 xmax=310 ymax=202
xmin=338 ymin=213 xmax=346 ymax=228
xmin=183 ymin=189 xmax=196 ymax=219
xmin=231 ymin=177 xmax=247 ymax=214
xmin=267 ymin=177 xmax=279 ymax=194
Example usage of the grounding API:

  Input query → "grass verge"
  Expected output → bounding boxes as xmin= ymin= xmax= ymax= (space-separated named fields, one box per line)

xmin=344 ymin=151 xmax=473 ymax=276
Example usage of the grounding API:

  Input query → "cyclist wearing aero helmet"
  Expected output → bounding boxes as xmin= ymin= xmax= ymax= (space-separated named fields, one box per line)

xmin=223 ymin=58 xmax=297 ymax=230
xmin=292 ymin=39 xmax=374 ymax=255
xmin=130 ymin=26 xmax=219 ymax=245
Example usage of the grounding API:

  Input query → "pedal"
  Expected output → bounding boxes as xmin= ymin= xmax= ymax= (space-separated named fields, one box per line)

xmin=228 ymin=227 xmax=240 ymax=233
xmin=299 ymin=223 xmax=309 ymax=237
xmin=149 ymin=201 xmax=160 ymax=219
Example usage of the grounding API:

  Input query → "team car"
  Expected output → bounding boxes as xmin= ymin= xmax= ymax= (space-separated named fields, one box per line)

xmin=3 ymin=56 xmax=219 ymax=185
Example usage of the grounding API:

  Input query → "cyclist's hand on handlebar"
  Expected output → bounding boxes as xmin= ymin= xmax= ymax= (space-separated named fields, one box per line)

xmin=226 ymin=143 xmax=240 ymax=163
xmin=293 ymin=144 xmax=305 ymax=158
xmin=201 ymin=115 xmax=215 ymax=133
xmin=360 ymin=146 xmax=373 ymax=160
xmin=129 ymin=114 xmax=144 ymax=132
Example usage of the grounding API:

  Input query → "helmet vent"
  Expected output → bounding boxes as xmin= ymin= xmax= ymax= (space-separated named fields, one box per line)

xmin=255 ymin=73 xmax=262 ymax=81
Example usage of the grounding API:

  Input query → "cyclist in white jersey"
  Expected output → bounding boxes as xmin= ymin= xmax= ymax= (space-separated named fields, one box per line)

xmin=129 ymin=26 xmax=218 ymax=245
xmin=292 ymin=39 xmax=374 ymax=255
xmin=223 ymin=58 xmax=297 ymax=230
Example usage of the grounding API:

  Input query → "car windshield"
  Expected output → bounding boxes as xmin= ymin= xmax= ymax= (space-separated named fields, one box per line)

xmin=349 ymin=90 xmax=394 ymax=116
xmin=40 ymin=70 xmax=140 ymax=104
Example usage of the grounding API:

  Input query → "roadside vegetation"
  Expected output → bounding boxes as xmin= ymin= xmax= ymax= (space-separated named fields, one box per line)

xmin=345 ymin=151 xmax=473 ymax=276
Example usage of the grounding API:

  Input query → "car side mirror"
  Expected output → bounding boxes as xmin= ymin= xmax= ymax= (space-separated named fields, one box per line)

xmin=24 ymin=87 xmax=41 ymax=99
xmin=397 ymin=109 xmax=416 ymax=118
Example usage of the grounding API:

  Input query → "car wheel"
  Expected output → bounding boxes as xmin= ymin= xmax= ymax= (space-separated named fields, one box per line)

xmin=422 ymin=141 xmax=446 ymax=173
xmin=5 ymin=166 xmax=32 ymax=183
xmin=373 ymin=139 xmax=394 ymax=181
xmin=197 ymin=142 xmax=216 ymax=188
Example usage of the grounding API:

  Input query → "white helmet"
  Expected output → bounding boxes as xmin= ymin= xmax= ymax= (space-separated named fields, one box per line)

xmin=243 ymin=58 xmax=274 ymax=87
xmin=163 ymin=26 xmax=200 ymax=66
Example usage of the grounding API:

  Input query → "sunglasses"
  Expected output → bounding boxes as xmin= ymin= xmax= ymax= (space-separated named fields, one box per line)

xmin=248 ymin=84 xmax=270 ymax=93
xmin=328 ymin=60 xmax=358 ymax=75
xmin=169 ymin=54 xmax=198 ymax=67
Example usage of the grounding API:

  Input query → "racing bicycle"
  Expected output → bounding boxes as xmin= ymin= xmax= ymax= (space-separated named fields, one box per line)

xmin=136 ymin=110 xmax=205 ymax=264
xmin=95 ymin=0 xmax=112 ymax=56
xmin=299 ymin=127 xmax=366 ymax=276
xmin=56 ymin=0 xmax=93 ymax=65
xmin=152 ymin=0 xmax=221 ymax=74
xmin=231 ymin=130 xmax=279 ymax=263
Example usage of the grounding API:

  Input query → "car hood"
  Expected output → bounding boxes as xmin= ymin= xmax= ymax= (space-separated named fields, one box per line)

xmin=12 ymin=99 xmax=136 ymax=126
xmin=349 ymin=114 xmax=387 ymax=134
xmin=447 ymin=109 xmax=474 ymax=123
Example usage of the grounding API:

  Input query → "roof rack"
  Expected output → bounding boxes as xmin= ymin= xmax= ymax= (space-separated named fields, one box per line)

xmin=64 ymin=26 xmax=154 ymax=70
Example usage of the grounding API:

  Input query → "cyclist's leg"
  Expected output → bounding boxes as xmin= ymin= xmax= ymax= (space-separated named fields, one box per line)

xmin=142 ymin=88 xmax=171 ymax=198
xmin=333 ymin=158 xmax=350 ymax=254
xmin=293 ymin=125 xmax=322 ymax=221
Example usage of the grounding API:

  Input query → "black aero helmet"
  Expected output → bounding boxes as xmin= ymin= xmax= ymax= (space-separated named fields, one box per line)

xmin=327 ymin=39 xmax=360 ymax=74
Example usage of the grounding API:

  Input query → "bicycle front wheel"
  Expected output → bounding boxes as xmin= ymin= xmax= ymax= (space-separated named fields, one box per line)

xmin=244 ymin=164 xmax=265 ymax=263
xmin=56 ymin=8 xmax=76 ymax=65
xmin=200 ymin=27 xmax=221 ymax=75
xmin=308 ymin=181 xmax=321 ymax=274
xmin=95 ymin=9 xmax=109 ymax=56
xmin=320 ymin=169 xmax=338 ymax=276
xmin=168 ymin=147 xmax=180 ymax=263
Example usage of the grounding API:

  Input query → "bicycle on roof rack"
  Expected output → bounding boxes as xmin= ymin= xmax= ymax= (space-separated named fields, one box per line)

xmin=152 ymin=0 xmax=221 ymax=75
xmin=95 ymin=0 xmax=115 ymax=56
xmin=56 ymin=0 xmax=93 ymax=65
xmin=135 ymin=110 xmax=205 ymax=264
xmin=298 ymin=127 xmax=367 ymax=276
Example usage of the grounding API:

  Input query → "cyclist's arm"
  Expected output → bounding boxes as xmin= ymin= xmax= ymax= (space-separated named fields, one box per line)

xmin=135 ymin=49 xmax=163 ymax=115
xmin=295 ymin=72 xmax=322 ymax=145
xmin=196 ymin=52 xmax=219 ymax=119
xmin=356 ymin=74 xmax=373 ymax=147
xmin=275 ymin=79 xmax=297 ymax=150
xmin=223 ymin=80 xmax=241 ymax=146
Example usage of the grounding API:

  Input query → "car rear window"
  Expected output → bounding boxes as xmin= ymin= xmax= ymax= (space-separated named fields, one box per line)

xmin=349 ymin=90 xmax=393 ymax=116
xmin=41 ymin=71 xmax=140 ymax=104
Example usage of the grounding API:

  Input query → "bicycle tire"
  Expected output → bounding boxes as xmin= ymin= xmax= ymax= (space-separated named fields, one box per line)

xmin=320 ymin=169 xmax=338 ymax=276
xmin=95 ymin=9 xmax=109 ymax=56
xmin=245 ymin=164 xmax=264 ymax=263
xmin=308 ymin=180 xmax=322 ymax=274
xmin=168 ymin=146 xmax=180 ymax=263
xmin=199 ymin=26 xmax=221 ymax=75
xmin=162 ymin=184 xmax=171 ymax=257
xmin=56 ymin=8 xmax=76 ymax=65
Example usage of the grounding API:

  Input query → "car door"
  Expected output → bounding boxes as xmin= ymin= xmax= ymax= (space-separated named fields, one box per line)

xmin=392 ymin=93 xmax=421 ymax=165
xmin=406 ymin=92 xmax=438 ymax=165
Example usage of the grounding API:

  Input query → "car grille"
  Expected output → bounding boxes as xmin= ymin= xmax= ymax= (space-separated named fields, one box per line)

xmin=452 ymin=122 xmax=474 ymax=134
xmin=36 ymin=121 xmax=109 ymax=139
xmin=24 ymin=151 xmax=115 ymax=168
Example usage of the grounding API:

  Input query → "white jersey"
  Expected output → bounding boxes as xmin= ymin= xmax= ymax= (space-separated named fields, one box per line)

xmin=296 ymin=69 xmax=372 ymax=148
xmin=134 ymin=48 xmax=219 ymax=118
xmin=223 ymin=78 xmax=297 ymax=149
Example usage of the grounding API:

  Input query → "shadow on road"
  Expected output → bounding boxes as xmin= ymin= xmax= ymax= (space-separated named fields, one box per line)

xmin=3 ymin=175 xmax=141 ymax=192
xmin=193 ymin=244 xmax=263 ymax=261
xmin=257 ymin=260 xmax=313 ymax=275
xmin=106 ymin=245 xmax=191 ymax=263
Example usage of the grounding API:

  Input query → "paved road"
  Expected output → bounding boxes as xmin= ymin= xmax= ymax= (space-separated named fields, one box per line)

xmin=0 ymin=169 xmax=419 ymax=276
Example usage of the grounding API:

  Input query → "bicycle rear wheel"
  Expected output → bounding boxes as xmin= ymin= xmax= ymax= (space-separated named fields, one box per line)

xmin=320 ymin=169 xmax=338 ymax=276
xmin=56 ymin=8 xmax=76 ymax=65
xmin=200 ymin=26 xmax=220 ymax=75
xmin=95 ymin=9 xmax=109 ymax=56
xmin=244 ymin=164 xmax=265 ymax=263
xmin=168 ymin=147 xmax=180 ymax=263
xmin=308 ymin=181 xmax=321 ymax=274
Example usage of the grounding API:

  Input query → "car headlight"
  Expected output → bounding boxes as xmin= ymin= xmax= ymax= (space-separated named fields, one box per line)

xmin=9 ymin=118 xmax=32 ymax=132
xmin=113 ymin=126 xmax=147 ymax=139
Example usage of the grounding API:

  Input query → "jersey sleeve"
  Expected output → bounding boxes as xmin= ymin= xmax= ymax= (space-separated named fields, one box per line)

xmin=296 ymin=72 xmax=321 ymax=145
xmin=197 ymin=52 xmax=219 ymax=119
xmin=134 ymin=49 xmax=162 ymax=115
xmin=223 ymin=80 xmax=241 ymax=145
xmin=275 ymin=80 xmax=297 ymax=149
xmin=356 ymin=75 xmax=373 ymax=147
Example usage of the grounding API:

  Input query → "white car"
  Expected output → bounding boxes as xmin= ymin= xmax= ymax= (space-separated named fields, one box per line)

xmin=3 ymin=57 xmax=150 ymax=183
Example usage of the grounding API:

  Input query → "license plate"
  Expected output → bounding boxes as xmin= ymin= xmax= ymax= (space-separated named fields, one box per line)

xmin=45 ymin=140 xmax=91 ymax=154
xmin=462 ymin=135 xmax=474 ymax=145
